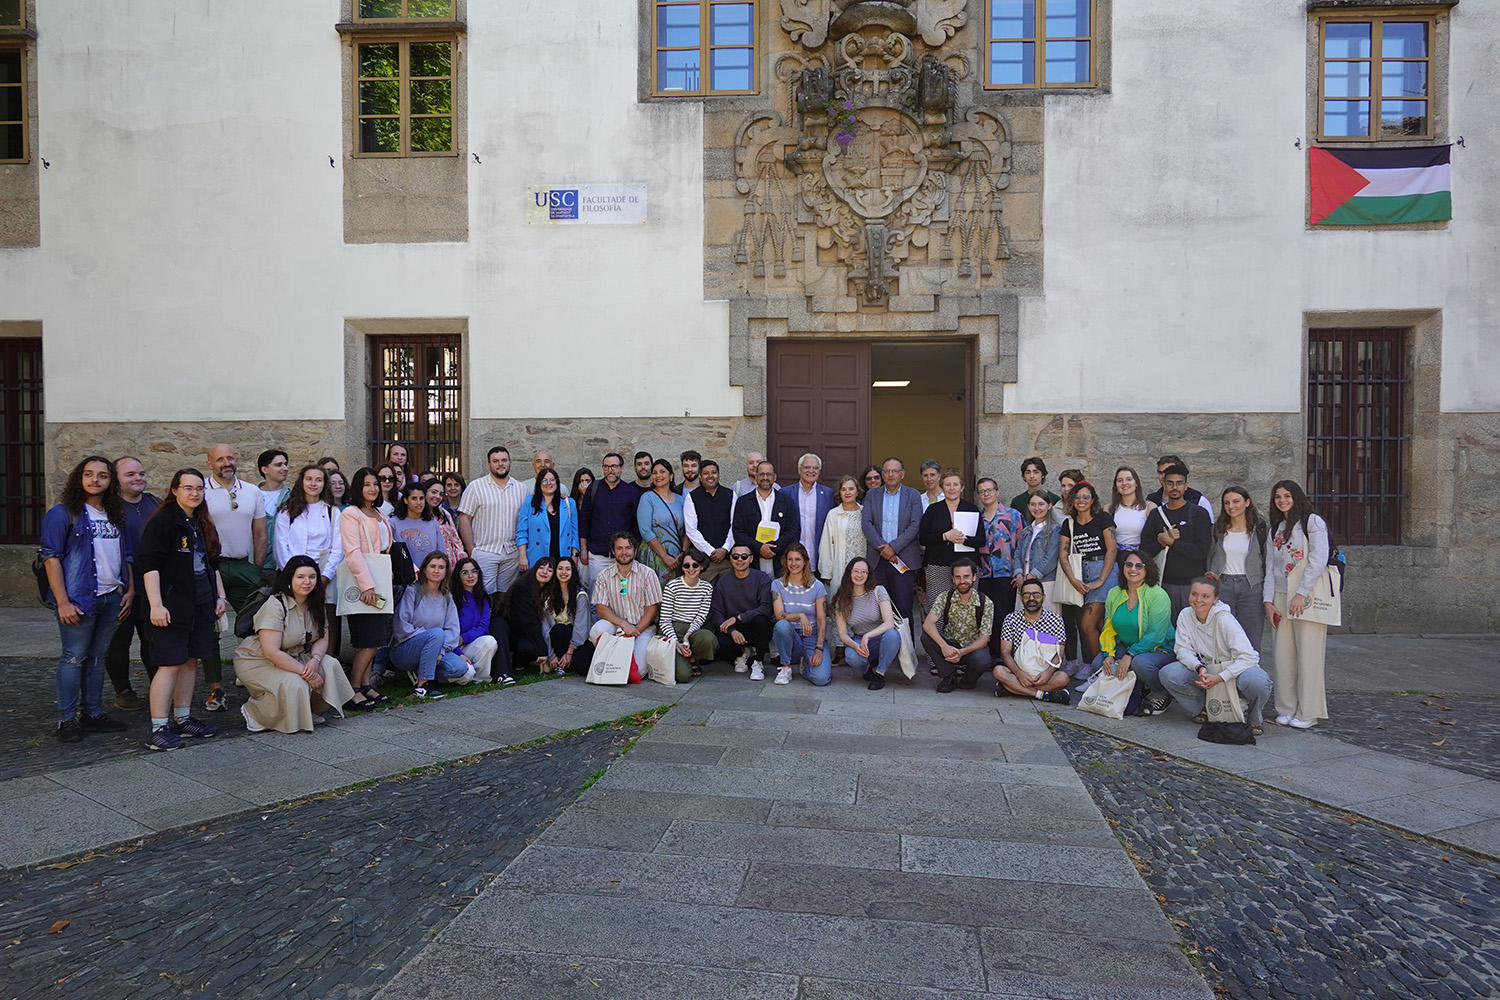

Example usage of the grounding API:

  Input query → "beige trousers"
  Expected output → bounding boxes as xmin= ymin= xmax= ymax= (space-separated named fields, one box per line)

xmin=1272 ymin=591 xmax=1328 ymax=721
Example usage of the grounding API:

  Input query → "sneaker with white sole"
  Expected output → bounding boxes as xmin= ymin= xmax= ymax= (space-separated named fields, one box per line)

xmin=1274 ymin=714 xmax=1293 ymax=726
xmin=147 ymin=725 xmax=186 ymax=751
xmin=170 ymin=715 xmax=218 ymax=739
xmin=749 ymin=662 xmax=764 ymax=681
xmin=204 ymin=689 xmax=228 ymax=712
xmin=774 ymin=666 xmax=791 ymax=685
xmin=411 ymin=685 xmax=446 ymax=701
xmin=1287 ymin=717 xmax=1316 ymax=729
xmin=733 ymin=653 xmax=749 ymax=673
xmin=499 ymin=673 xmax=517 ymax=686
xmin=240 ymin=704 xmax=266 ymax=733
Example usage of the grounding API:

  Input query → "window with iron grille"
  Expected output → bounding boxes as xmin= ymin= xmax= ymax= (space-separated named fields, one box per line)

xmin=1307 ymin=327 xmax=1408 ymax=545
xmin=0 ymin=337 xmax=44 ymax=544
xmin=368 ymin=335 xmax=462 ymax=477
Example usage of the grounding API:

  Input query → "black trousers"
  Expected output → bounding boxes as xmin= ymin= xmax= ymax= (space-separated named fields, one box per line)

xmin=514 ymin=623 xmax=573 ymax=664
xmin=104 ymin=590 xmax=154 ymax=692
xmin=920 ymin=633 xmax=994 ymax=684
xmin=976 ymin=577 xmax=1017 ymax=657
xmin=714 ymin=615 xmax=773 ymax=664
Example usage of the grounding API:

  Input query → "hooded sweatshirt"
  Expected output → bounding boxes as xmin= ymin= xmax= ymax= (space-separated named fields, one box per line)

xmin=1172 ymin=601 xmax=1259 ymax=680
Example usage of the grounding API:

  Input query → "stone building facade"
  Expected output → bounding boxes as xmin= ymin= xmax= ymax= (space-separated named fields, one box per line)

xmin=0 ymin=0 xmax=1496 ymax=633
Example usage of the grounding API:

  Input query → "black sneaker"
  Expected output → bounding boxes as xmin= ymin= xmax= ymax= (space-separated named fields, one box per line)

xmin=498 ymin=674 xmax=517 ymax=686
xmin=1042 ymin=690 xmax=1072 ymax=706
xmin=866 ymin=674 xmax=886 ymax=691
xmin=79 ymin=712 xmax=130 ymax=733
xmin=935 ymin=676 xmax=958 ymax=694
xmin=56 ymin=718 xmax=84 ymax=743
xmin=1141 ymin=691 xmax=1173 ymax=716
xmin=169 ymin=716 xmax=218 ymax=739
xmin=957 ymin=675 xmax=979 ymax=690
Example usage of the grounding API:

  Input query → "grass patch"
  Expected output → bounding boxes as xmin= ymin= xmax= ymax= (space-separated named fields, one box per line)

xmin=581 ymin=768 xmax=606 ymax=791
xmin=369 ymin=668 xmax=562 ymax=711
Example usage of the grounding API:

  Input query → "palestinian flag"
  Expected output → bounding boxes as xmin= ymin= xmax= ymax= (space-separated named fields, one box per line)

xmin=1309 ymin=145 xmax=1452 ymax=226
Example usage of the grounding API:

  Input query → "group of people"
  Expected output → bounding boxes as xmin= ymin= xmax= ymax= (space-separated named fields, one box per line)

xmin=39 ymin=442 xmax=1337 ymax=749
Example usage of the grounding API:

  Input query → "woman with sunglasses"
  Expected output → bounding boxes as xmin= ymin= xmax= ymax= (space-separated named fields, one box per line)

xmin=1090 ymin=550 xmax=1178 ymax=716
xmin=1058 ymin=479 xmax=1117 ymax=664
xmin=374 ymin=465 xmax=400 ymax=516
xmin=659 ymin=548 xmax=719 ymax=680
xmin=858 ymin=465 xmax=882 ymax=503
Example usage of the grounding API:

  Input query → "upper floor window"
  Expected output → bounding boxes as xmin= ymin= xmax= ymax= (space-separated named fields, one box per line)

xmin=355 ymin=0 xmax=453 ymax=21
xmin=0 ymin=1 xmax=20 ymax=27
xmin=986 ymin=0 xmax=1093 ymax=89
xmin=0 ymin=49 xmax=21 ymax=162
xmin=652 ymin=1 xmax=756 ymax=96
xmin=356 ymin=40 xmax=455 ymax=156
xmin=1319 ymin=15 xmax=1433 ymax=141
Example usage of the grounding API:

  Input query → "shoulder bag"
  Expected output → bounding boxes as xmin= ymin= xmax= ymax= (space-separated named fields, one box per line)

xmin=336 ymin=513 xmax=394 ymax=616
xmin=1052 ymin=517 xmax=1085 ymax=607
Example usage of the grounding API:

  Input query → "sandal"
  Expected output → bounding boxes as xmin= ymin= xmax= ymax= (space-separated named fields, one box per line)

xmin=690 ymin=666 xmax=703 ymax=678
xmin=360 ymin=685 xmax=392 ymax=706
xmin=1191 ymin=711 xmax=1208 ymax=725
xmin=1251 ymin=725 xmax=1264 ymax=736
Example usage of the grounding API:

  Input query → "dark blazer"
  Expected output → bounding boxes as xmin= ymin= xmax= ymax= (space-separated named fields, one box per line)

xmin=731 ymin=488 xmax=800 ymax=574
xmin=780 ymin=482 xmax=835 ymax=573
xmin=918 ymin=499 xmax=985 ymax=567
xmin=136 ymin=502 xmax=221 ymax=627
xmin=860 ymin=484 xmax=923 ymax=567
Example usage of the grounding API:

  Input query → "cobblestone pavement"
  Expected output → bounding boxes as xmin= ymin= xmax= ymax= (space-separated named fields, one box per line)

xmin=1319 ymin=691 xmax=1500 ymax=783
xmin=0 ymin=725 xmax=634 ymax=1000
xmin=1054 ymin=721 xmax=1500 ymax=1000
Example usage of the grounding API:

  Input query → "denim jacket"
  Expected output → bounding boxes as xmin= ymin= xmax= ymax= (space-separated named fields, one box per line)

xmin=39 ymin=502 xmax=133 ymax=616
xmin=1015 ymin=520 xmax=1060 ymax=582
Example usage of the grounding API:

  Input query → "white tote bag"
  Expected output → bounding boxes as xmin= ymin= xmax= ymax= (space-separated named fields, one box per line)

xmin=1150 ymin=507 xmax=1172 ymax=579
xmin=1078 ymin=669 xmax=1137 ymax=720
xmin=1013 ymin=628 xmax=1064 ymax=683
xmin=1053 ymin=518 xmax=1085 ymax=607
xmin=893 ymin=616 xmax=917 ymax=679
xmin=645 ymin=635 xmax=678 ymax=686
xmin=586 ymin=631 xmax=635 ymax=685
xmin=1203 ymin=663 xmax=1246 ymax=724
xmin=1286 ymin=559 xmax=1343 ymax=627
xmin=335 ymin=514 xmax=393 ymax=616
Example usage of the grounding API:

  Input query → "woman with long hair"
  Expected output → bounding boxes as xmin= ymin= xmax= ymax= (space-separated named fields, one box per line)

xmin=540 ymin=555 xmax=593 ymax=675
xmin=508 ymin=557 xmax=556 ymax=671
xmin=772 ymin=543 xmax=828 ymax=686
xmin=274 ymin=464 xmax=344 ymax=660
xmin=328 ymin=470 xmax=349 ymax=509
xmin=39 ymin=456 xmax=133 ymax=742
xmin=570 ymin=467 xmax=595 ymax=506
xmin=636 ymin=458 xmax=685 ymax=581
xmin=392 ymin=551 xmax=474 ymax=699
xmin=234 ymin=555 xmax=356 ymax=733
xmin=1058 ymin=479 xmax=1118 ymax=664
xmin=1262 ymin=480 xmax=1332 ymax=728
xmin=374 ymin=464 xmax=400 ymax=515
xmin=659 ymin=548 xmax=718 ymax=681
xmin=339 ymin=467 xmax=394 ymax=708
xmin=450 ymin=556 xmax=514 ymax=685
xmin=390 ymin=481 xmax=447 ymax=572
xmin=832 ymin=557 xmax=898 ymax=690
xmin=519 ymin=467 xmax=579 ymax=570
xmin=818 ymin=475 xmax=864 ymax=596
xmin=1107 ymin=466 xmax=1156 ymax=555
xmin=137 ymin=469 xmax=226 ymax=750
xmin=858 ymin=465 xmax=882 ymax=502
xmin=424 ymin=477 xmax=467 ymax=561
xmin=1090 ymin=550 xmax=1178 ymax=715
xmin=1210 ymin=485 xmax=1269 ymax=651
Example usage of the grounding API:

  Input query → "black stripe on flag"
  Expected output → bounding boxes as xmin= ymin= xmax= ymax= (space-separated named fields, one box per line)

xmin=1323 ymin=145 xmax=1451 ymax=170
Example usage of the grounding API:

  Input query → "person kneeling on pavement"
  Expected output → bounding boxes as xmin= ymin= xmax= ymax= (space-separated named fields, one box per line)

xmin=235 ymin=555 xmax=356 ymax=733
xmin=923 ymin=558 xmax=994 ymax=693
xmin=1161 ymin=575 xmax=1274 ymax=737
xmin=994 ymin=576 xmax=1072 ymax=703
xmin=391 ymin=552 xmax=476 ymax=700
xmin=1088 ymin=551 xmax=1179 ymax=716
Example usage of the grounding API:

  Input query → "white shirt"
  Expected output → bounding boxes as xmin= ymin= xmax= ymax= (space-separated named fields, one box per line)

xmin=204 ymin=476 xmax=260 ymax=559
xmin=275 ymin=501 xmax=344 ymax=581
xmin=86 ymin=505 xmax=124 ymax=594
xmin=755 ymin=488 xmax=777 ymax=573
xmin=458 ymin=476 xmax=527 ymax=553
xmin=683 ymin=487 xmax=731 ymax=553
xmin=1220 ymin=530 xmax=1250 ymax=576
xmin=795 ymin=483 xmax=819 ymax=571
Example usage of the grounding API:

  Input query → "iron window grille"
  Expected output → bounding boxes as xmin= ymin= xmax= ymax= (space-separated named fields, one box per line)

xmin=0 ymin=337 xmax=43 ymax=544
xmin=368 ymin=334 xmax=462 ymax=478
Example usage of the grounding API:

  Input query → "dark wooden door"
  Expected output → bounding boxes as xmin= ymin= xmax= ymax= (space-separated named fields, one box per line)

xmin=767 ymin=341 xmax=869 ymax=485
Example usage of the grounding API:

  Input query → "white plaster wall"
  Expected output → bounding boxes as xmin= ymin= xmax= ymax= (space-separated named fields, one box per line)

xmin=1022 ymin=0 xmax=1500 ymax=414
xmin=0 ymin=0 xmax=735 ymax=421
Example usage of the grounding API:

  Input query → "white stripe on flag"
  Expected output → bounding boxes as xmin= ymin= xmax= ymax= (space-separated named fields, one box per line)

xmin=1354 ymin=163 xmax=1451 ymax=199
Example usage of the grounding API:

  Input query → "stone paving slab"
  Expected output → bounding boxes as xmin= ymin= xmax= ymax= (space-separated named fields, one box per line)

xmin=900 ymin=834 xmax=1143 ymax=889
xmin=492 ymin=844 xmax=749 ymax=906
xmin=0 ymin=786 xmax=153 ymax=869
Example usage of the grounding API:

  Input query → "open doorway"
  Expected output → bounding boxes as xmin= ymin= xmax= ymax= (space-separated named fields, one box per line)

xmin=870 ymin=341 xmax=972 ymax=488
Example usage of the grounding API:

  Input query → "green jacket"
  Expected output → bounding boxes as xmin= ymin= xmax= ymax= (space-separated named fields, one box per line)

xmin=1099 ymin=584 xmax=1175 ymax=657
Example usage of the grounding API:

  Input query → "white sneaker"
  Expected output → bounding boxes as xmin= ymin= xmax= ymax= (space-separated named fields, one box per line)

xmin=1287 ymin=717 xmax=1316 ymax=729
xmin=240 ymin=703 xmax=265 ymax=733
xmin=1274 ymin=714 xmax=1293 ymax=726
xmin=774 ymin=666 xmax=791 ymax=685
xmin=749 ymin=662 xmax=765 ymax=681
xmin=733 ymin=653 xmax=749 ymax=673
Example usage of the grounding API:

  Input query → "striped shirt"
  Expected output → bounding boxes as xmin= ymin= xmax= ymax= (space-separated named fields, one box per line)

xmin=457 ymin=476 xmax=526 ymax=554
xmin=590 ymin=559 xmax=662 ymax=627
xmin=659 ymin=577 xmax=714 ymax=641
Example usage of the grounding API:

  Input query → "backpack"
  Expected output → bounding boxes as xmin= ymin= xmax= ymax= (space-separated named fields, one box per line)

xmin=233 ymin=587 xmax=279 ymax=638
xmin=939 ymin=588 xmax=988 ymax=636
xmin=33 ymin=510 xmax=78 ymax=605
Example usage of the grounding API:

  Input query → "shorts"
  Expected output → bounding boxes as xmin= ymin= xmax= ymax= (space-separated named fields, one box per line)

xmin=148 ymin=601 xmax=218 ymax=664
xmin=347 ymin=612 xmax=393 ymax=650
xmin=1082 ymin=557 xmax=1118 ymax=604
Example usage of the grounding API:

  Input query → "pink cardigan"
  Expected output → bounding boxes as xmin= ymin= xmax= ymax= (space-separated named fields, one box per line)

xmin=339 ymin=508 xmax=391 ymax=592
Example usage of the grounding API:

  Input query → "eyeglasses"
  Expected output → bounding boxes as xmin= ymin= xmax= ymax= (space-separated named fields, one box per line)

xmin=978 ymin=487 xmax=997 ymax=495
xmin=179 ymin=486 xmax=205 ymax=494
xmin=729 ymin=553 xmax=752 ymax=561
xmin=1123 ymin=562 xmax=1146 ymax=571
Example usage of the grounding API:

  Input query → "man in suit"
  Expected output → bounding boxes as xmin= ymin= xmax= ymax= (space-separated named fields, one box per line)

xmin=782 ymin=453 xmax=835 ymax=581
xmin=861 ymin=456 xmax=922 ymax=621
xmin=732 ymin=460 xmax=799 ymax=576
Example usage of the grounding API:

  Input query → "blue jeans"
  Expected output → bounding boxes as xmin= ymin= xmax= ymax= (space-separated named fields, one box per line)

xmin=844 ymin=630 xmax=899 ymax=677
xmin=389 ymin=628 xmax=470 ymax=684
xmin=56 ymin=589 xmax=123 ymax=722
xmin=773 ymin=619 xmax=829 ymax=685
xmin=1090 ymin=648 xmax=1177 ymax=694
xmin=1159 ymin=661 xmax=1274 ymax=726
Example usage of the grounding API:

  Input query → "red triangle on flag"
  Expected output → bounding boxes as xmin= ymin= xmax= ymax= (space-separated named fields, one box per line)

xmin=1309 ymin=148 xmax=1370 ymax=225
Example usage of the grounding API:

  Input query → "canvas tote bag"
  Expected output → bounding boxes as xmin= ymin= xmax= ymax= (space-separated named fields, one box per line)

xmin=1052 ymin=518 xmax=1085 ymax=607
xmin=587 ymin=631 xmax=635 ymax=685
xmin=645 ymin=635 xmax=678 ymax=686
xmin=336 ymin=513 xmax=393 ymax=616
xmin=1078 ymin=669 xmax=1137 ymax=720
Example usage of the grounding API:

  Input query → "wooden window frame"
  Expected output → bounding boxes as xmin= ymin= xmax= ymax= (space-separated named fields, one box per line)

xmin=0 ymin=44 xmax=26 ymax=164
xmin=0 ymin=337 xmax=44 ymax=545
xmin=651 ymin=0 xmax=759 ymax=98
xmin=983 ymin=0 xmax=1097 ymax=91
xmin=0 ymin=1 xmax=22 ymax=28
xmin=1306 ymin=327 xmax=1409 ymax=546
xmin=353 ymin=0 xmax=455 ymax=23
xmin=1315 ymin=11 xmax=1438 ymax=143
xmin=367 ymin=334 xmax=464 ymax=477
xmin=353 ymin=35 xmax=458 ymax=159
